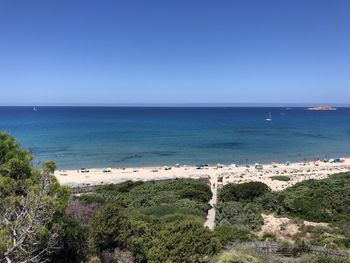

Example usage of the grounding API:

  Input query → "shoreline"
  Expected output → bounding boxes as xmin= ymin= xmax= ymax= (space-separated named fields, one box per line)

xmin=55 ymin=157 xmax=350 ymax=191
xmin=53 ymin=155 xmax=350 ymax=170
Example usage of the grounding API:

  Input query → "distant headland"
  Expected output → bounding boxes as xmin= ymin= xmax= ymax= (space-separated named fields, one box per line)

xmin=306 ymin=106 xmax=337 ymax=111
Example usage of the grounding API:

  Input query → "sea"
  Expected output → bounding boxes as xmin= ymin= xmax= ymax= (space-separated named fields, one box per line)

xmin=0 ymin=106 xmax=349 ymax=169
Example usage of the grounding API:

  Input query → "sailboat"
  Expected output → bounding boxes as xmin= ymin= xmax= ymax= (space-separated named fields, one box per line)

xmin=265 ymin=112 xmax=272 ymax=121
xmin=33 ymin=107 xmax=37 ymax=112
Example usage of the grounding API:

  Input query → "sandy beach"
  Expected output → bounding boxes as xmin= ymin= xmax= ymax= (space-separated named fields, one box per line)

xmin=55 ymin=157 xmax=350 ymax=191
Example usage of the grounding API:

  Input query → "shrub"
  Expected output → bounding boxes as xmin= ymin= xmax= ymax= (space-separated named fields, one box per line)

xmin=0 ymin=133 xmax=73 ymax=263
xmin=216 ymin=201 xmax=264 ymax=231
xmin=311 ymin=254 xmax=350 ymax=263
xmin=96 ymin=180 xmax=144 ymax=194
xmin=310 ymin=233 xmax=350 ymax=250
xmin=88 ymin=203 xmax=131 ymax=253
xmin=77 ymin=194 xmax=106 ymax=205
xmin=219 ymin=182 xmax=270 ymax=203
xmin=260 ymin=232 xmax=277 ymax=242
xmin=140 ymin=205 xmax=204 ymax=219
xmin=257 ymin=191 xmax=286 ymax=214
xmin=216 ymin=249 xmax=262 ymax=263
xmin=92 ymin=179 xmax=211 ymax=210
xmin=0 ymin=132 xmax=33 ymax=181
xmin=270 ymin=175 xmax=290 ymax=181
xmin=87 ymin=179 xmax=217 ymax=262
xmin=66 ymin=198 xmax=102 ymax=225
xmin=147 ymin=219 xmax=221 ymax=262
xmin=0 ymin=175 xmax=17 ymax=198
xmin=258 ymin=174 xmax=350 ymax=224
xmin=177 ymin=186 xmax=211 ymax=203
xmin=214 ymin=225 xmax=256 ymax=244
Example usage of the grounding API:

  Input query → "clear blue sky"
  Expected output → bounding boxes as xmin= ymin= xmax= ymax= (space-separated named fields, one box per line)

xmin=0 ymin=0 xmax=349 ymax=105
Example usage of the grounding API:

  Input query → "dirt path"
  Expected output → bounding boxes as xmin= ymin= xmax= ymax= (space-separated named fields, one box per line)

xmin=204 ymin=175 xmax=217 ymax=230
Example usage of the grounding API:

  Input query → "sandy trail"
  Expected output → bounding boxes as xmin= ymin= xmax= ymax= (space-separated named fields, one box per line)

xmin=204 ymin=174 xmax=218 ymax=229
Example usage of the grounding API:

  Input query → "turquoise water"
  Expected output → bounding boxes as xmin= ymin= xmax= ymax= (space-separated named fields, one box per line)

xmin=0 ymin=107 xmax=349 ymax=169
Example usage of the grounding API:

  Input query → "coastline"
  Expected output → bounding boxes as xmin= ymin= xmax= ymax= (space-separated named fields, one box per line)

xmin=5 ymin=106 xmax=350 ymax=170
xmin=55 ymin=157 xmax=350 ymax=191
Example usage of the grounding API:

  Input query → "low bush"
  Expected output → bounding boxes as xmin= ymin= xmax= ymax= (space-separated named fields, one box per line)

xmin=260 ymin=232 xmax=277 ymax=242
xmin=88 ymin=203 xmax=131 ymax=253
xmin=139 ymin=204 xmax=204 ymax=218
xmin=216 ymin=248 xmax=262 ymax=263
xmin=215 ymin=201 xmax=264 ymax=231
xmin=147 ymin=219 xmax=221 ymax=262
xmin=96 ymin=180 xmax=144 ymax=194
xmin=66 ymin=198 xmax=102 ymax=225
xmin=310 ymin=232 xmax=350 ymax=250
xmin=214 ymin=225 xmax=256 ymax=245
xmin=259 ymin=173 xmax=350 ymax=224
xmin=91 ymin=178 xmax=211 ymax=214
xmin=219 ymin=182 xmax=270 ymax=203
xmin=311 ymin=254 xmax=350 ymax=263
xmin=177 ymin=185 xmax=211 ymax=203
xmin=85 ymin=178 xmax=218 ymax=262
xmin=270 ymin=175 xmax=291 ymax=181
xmin=77 ymin=194 xmax=106 ymax=205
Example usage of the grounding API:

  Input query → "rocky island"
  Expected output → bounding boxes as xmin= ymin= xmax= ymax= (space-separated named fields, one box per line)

xmin=306 ymin=106 xmax=337 ymax=111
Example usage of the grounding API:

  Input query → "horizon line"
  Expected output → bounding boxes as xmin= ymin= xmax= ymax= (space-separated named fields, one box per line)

xmin=1 ymin=102 xmax=350 ymax=107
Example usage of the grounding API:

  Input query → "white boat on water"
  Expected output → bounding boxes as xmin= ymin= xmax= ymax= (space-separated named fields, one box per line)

xmin=33 ymin=107 xmax=37 ymax=111
xmin=265 ymin=112 xmax=272 ymax=121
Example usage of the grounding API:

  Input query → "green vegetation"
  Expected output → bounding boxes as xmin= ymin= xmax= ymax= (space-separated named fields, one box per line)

xmin=259 ymin=173 xmax=350 ymax=224
xmin=65 ymin=171 xmax=350 ymax=261
xmin=215 ymin=181 xmax=269 ymax=237
xmin=88 ymin=203 xmax=131 ymax=253
xmin=260 ymin=232 xmax=277 ymax=242
xmin=0 ymin=132 xmax=221 ymax=262
xmin=217 ymin=174 xmax=350 ymax=253
xmin=83 ymin=179 xmax=220 ymax=262
xmin=269 ymin=175 xmax=291 ymax=181
xmin=3 ymin=132 xmax=350 ymax=262
xmin=215 ymin=248 xmax=262 ymax=263
xmin=89 ymin=178 xmax=211 ymax=216
xmin=147 ymin=220 xmax=221 ymax=262
xmin=219 ymin=181 xmax=270 ymax=203
xmin=0 ymin=132 xmax=74 ymax=263
xmin=216 ymin=201 xmax=263 ymax=231
xmin=214 ymin=248 xmax=350 ymax=263
xmin=213 ymin=225 xmax=256 ymax=244
xmin=311 ymin=255 xmax=350 ymax=263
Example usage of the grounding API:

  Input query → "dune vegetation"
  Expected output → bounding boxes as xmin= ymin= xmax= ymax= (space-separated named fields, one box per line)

xmin=77 ymin=179 xmax=221 ymax=262
xmin=0 ymin=132 xmax=73 ymax=263
xmin=216 ymin=173 xmax=350 ymax=255
xmin=269 ymin=175 xmax=291 ymax=181
xmin=1 ymin=132 xmax=350 ymax=263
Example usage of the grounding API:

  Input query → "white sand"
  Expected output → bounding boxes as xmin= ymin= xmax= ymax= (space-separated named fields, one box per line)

xmin=55 ymin=158 xmax=350 ymax=191
xmin=204 ymin=174 xmax=218 ymax=229
xmin=258 ymin=214 xmax=328 ymax=241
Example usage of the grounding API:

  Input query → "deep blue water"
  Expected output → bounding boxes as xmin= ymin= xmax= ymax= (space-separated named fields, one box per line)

xmin=0 ymin=107 xmax=350 ymax=169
